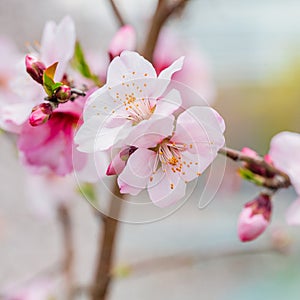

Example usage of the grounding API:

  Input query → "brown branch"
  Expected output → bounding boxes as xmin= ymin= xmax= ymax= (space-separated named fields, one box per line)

xmin=108 ymin=0 xmax=126 ymax=27
xmin=218 ymin=147 xmax=291 ymax=190
xmin=90 ymin=181 xmax=123 ymax=300
xmin=141 ymin=0 xmax=189 ymax=62
xmin=58 ymin=204 xmax=74 ymax=300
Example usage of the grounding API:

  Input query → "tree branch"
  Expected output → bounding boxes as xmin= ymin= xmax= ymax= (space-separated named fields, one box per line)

xmin=141 ymin=0 xmax=189 ymax=62
xmin=90 ymin=181 xmax=123 ymax=300
xmin=218 ymin=147 xmax=291 ymax=190
xmin=107 ymin=0 xmax=126 ymax=27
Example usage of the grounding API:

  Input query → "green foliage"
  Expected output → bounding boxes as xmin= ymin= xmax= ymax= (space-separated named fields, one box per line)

xmin=71 ymin=41 xmax=102 ymax=86
xmin=238 ymin=168 xmax=263 ymax=186
xmin=43 ymin=62 xmax=63 ymax=96
xmin=78 ymin=182 xmax=97 ymax=205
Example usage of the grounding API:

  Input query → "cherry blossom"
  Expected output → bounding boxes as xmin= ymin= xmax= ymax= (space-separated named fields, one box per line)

xmin=75 ymin=51 xmax=184 ymax=152
xmin=108 ymin=25 xmax=136 ymax=60
xmin=269 ymin=131 xmax=300 ymax=225
xmin=0 ymin=17 xmax=76 ymax=133
xmin=238 ymin=193 xmax=272 ymax=242
xmin=117 ymin=106 xmax=225 ymax=207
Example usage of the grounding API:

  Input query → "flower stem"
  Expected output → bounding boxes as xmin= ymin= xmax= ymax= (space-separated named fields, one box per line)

xmin=58 ymin=204 xmax=74 ymax=300
xmin=218 ymin=146 xmax=291 ymax=189
xmin=91 ymin=181 xmax=123 ymax=300
xmin=141 ymin=0 xmax=189 ymax=62
xmin=107 ymin=0 xmax=126 ymax=27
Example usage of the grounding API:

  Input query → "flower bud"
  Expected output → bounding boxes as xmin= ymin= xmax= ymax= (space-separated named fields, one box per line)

xmin=238 ymin=193 xmax=272 ymax=242
xmin=108 ymin=25 xmax=136 ymax=60
xmin=55 ymin=85 xmax=72 ymax=103
xmin=25 ymin=55 xmax=46 ymax=84
xmin=29 ymin=103 xmax=53 ymax=126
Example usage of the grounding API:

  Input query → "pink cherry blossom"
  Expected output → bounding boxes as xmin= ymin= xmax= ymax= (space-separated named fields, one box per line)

xmin=18 ymin=95 xmax=87 ymax=176
xmin=25 ymin=173 xmax=79 ymax=220
xmin=117 ymin=106 xmax=225 ymax=207
xmin=269 ymin=131 xmax=300 ymax=225
xmin=75 ymin=51 xmax=184 ymax=152
xmin=108 ymin=25 xmax=136 ymax=60
xmin=0 ymin=17 xmax=76 ymax=133
xmin=238 ymin=207 xmax=269 ymax=242
xmin=3 ymin=279 xmax=55 ymax=300
xmin=154 ymin=29 xmax=215 ymax=102
xmin=237 ymin=193 xmax=272 ymax=242
xmin=269 ymin=131 xmax=300 ymax=194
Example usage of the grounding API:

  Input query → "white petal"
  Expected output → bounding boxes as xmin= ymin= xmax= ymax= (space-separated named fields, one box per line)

xmin=106 ymin=51 xmax=157 ymax=87
xmin=148 ymin=168 xmax=186 ymax=207
xmin=286 ymin=198 xmax=300 ymax=226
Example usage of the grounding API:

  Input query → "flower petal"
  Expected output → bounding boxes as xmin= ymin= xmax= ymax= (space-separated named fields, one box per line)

xmin=148 ymin=168 xmax=186 ymax=207
xmin=269 ymin=131 xmax=300 ymax=195
xmin=286 ymin=198 xmax=300 ymax=226
xmin=118 ymin=149 xmax=156 ymax=194
xmin=109 ymin=25 xmax=136 ymax=59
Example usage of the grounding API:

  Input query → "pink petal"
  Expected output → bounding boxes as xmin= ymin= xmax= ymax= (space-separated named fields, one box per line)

xmin=108 ymin=25 xmax=136 ymax=59
xmin=118 ymin=149 xmax=156 ymax=194
xmin=238 ymin=207 xmax=269 ymax=242
xmin=123 ymin=114 xmax=174 ymax=148
xmin=154 ymin=88 xmax=182 ymax=117
xmin=269 ymin=131 xmax=300 ymax=194
xmin=148 ymin=168 xmax=186 ymax=207
xmin=286 ymin=198 xmax=300 ymax=226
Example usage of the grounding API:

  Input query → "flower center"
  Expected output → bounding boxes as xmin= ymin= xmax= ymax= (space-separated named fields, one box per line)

xmin=157 ymin=139 xmax=186 ymax=173
xmin=124 ymin=94 xmax=154 ymax=125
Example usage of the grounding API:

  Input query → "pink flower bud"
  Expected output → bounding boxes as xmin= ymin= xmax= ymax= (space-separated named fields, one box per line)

xmin=29 ymin=103 xmax=53 ymax=126
xmin=108 ymin=25 xmax=136 ymax=60
xmin=238 ymin=194 xmax=272 ymax=242
xmin=55 ymin=85 xmax=71 ymax=102
xmin=25 ymin=55 xmax=46 ymax=84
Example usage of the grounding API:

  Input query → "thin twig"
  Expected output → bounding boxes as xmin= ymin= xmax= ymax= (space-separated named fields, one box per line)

xmin=58 ymin=204 xmax=74 ymax=300
xmin=218 ymin=146 xmax=291 ymax=189
xmin=107 ymin=0 xmax=126 ymax=27
xmin=141 ymin=0 xmax=189 ymax=62
xmin=90 ymin=180 xmax=123 ymax=300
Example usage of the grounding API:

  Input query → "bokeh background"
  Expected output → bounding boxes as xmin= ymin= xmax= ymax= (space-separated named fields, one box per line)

xmin=0 ymin=0 xmax=300 ymax=299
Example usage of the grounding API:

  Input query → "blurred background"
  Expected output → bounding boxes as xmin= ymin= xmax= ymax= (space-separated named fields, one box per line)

xmin=0 ymin=0 xmax=300 ymax=299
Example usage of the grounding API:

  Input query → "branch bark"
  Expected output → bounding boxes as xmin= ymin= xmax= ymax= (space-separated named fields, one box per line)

xmin=90 ymin=181 xmax=123 ymax=300
xmin=141 ymin=0 xmax=189 ymax=62
xmin=218 ymin=146 xmax=291 ymax=190
xmin=108 ymin=0 xmax=126 ymax=27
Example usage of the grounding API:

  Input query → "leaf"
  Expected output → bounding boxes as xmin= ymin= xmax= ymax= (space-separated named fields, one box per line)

xmin=238 ymin=168 xmax=264 ymax=186
xmin=78 ymin=182 xmax=97 ymax=205
xmin=71 ymin=41 xmax=102 ymax=86
xmin=45 ymin=62 xmax=58 ymax=80
xmin=42 ymin=63 xmax=63 ymax=96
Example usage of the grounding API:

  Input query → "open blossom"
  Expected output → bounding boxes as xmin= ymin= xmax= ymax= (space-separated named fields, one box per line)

xmin=238 ymin=193 xmax=272 ymax=242
xmin=117 ymin=106 xmax=225 ymax=207
xmin=75 ymin=51 xmax=184 ymax=152
xmin=269 ymin=131 xmax=300 ymax=225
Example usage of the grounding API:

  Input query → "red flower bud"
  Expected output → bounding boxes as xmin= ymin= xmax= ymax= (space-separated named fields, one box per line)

xmin=55 ymin=85 xmax=72 ymax=103
xmin=29 ymin=103 xmax=53 ymax=126
xmin=25 ymin=55 xmax=46 ymax=84
xmin=238 ymin=193 xmax=272 ymax=242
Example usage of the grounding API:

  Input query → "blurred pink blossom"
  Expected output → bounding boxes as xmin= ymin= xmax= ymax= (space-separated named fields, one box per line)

xmin=269 ymin=131 xmax=300 ymax=225
xmin=108 ymin=25 xmax=136 ymax=60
